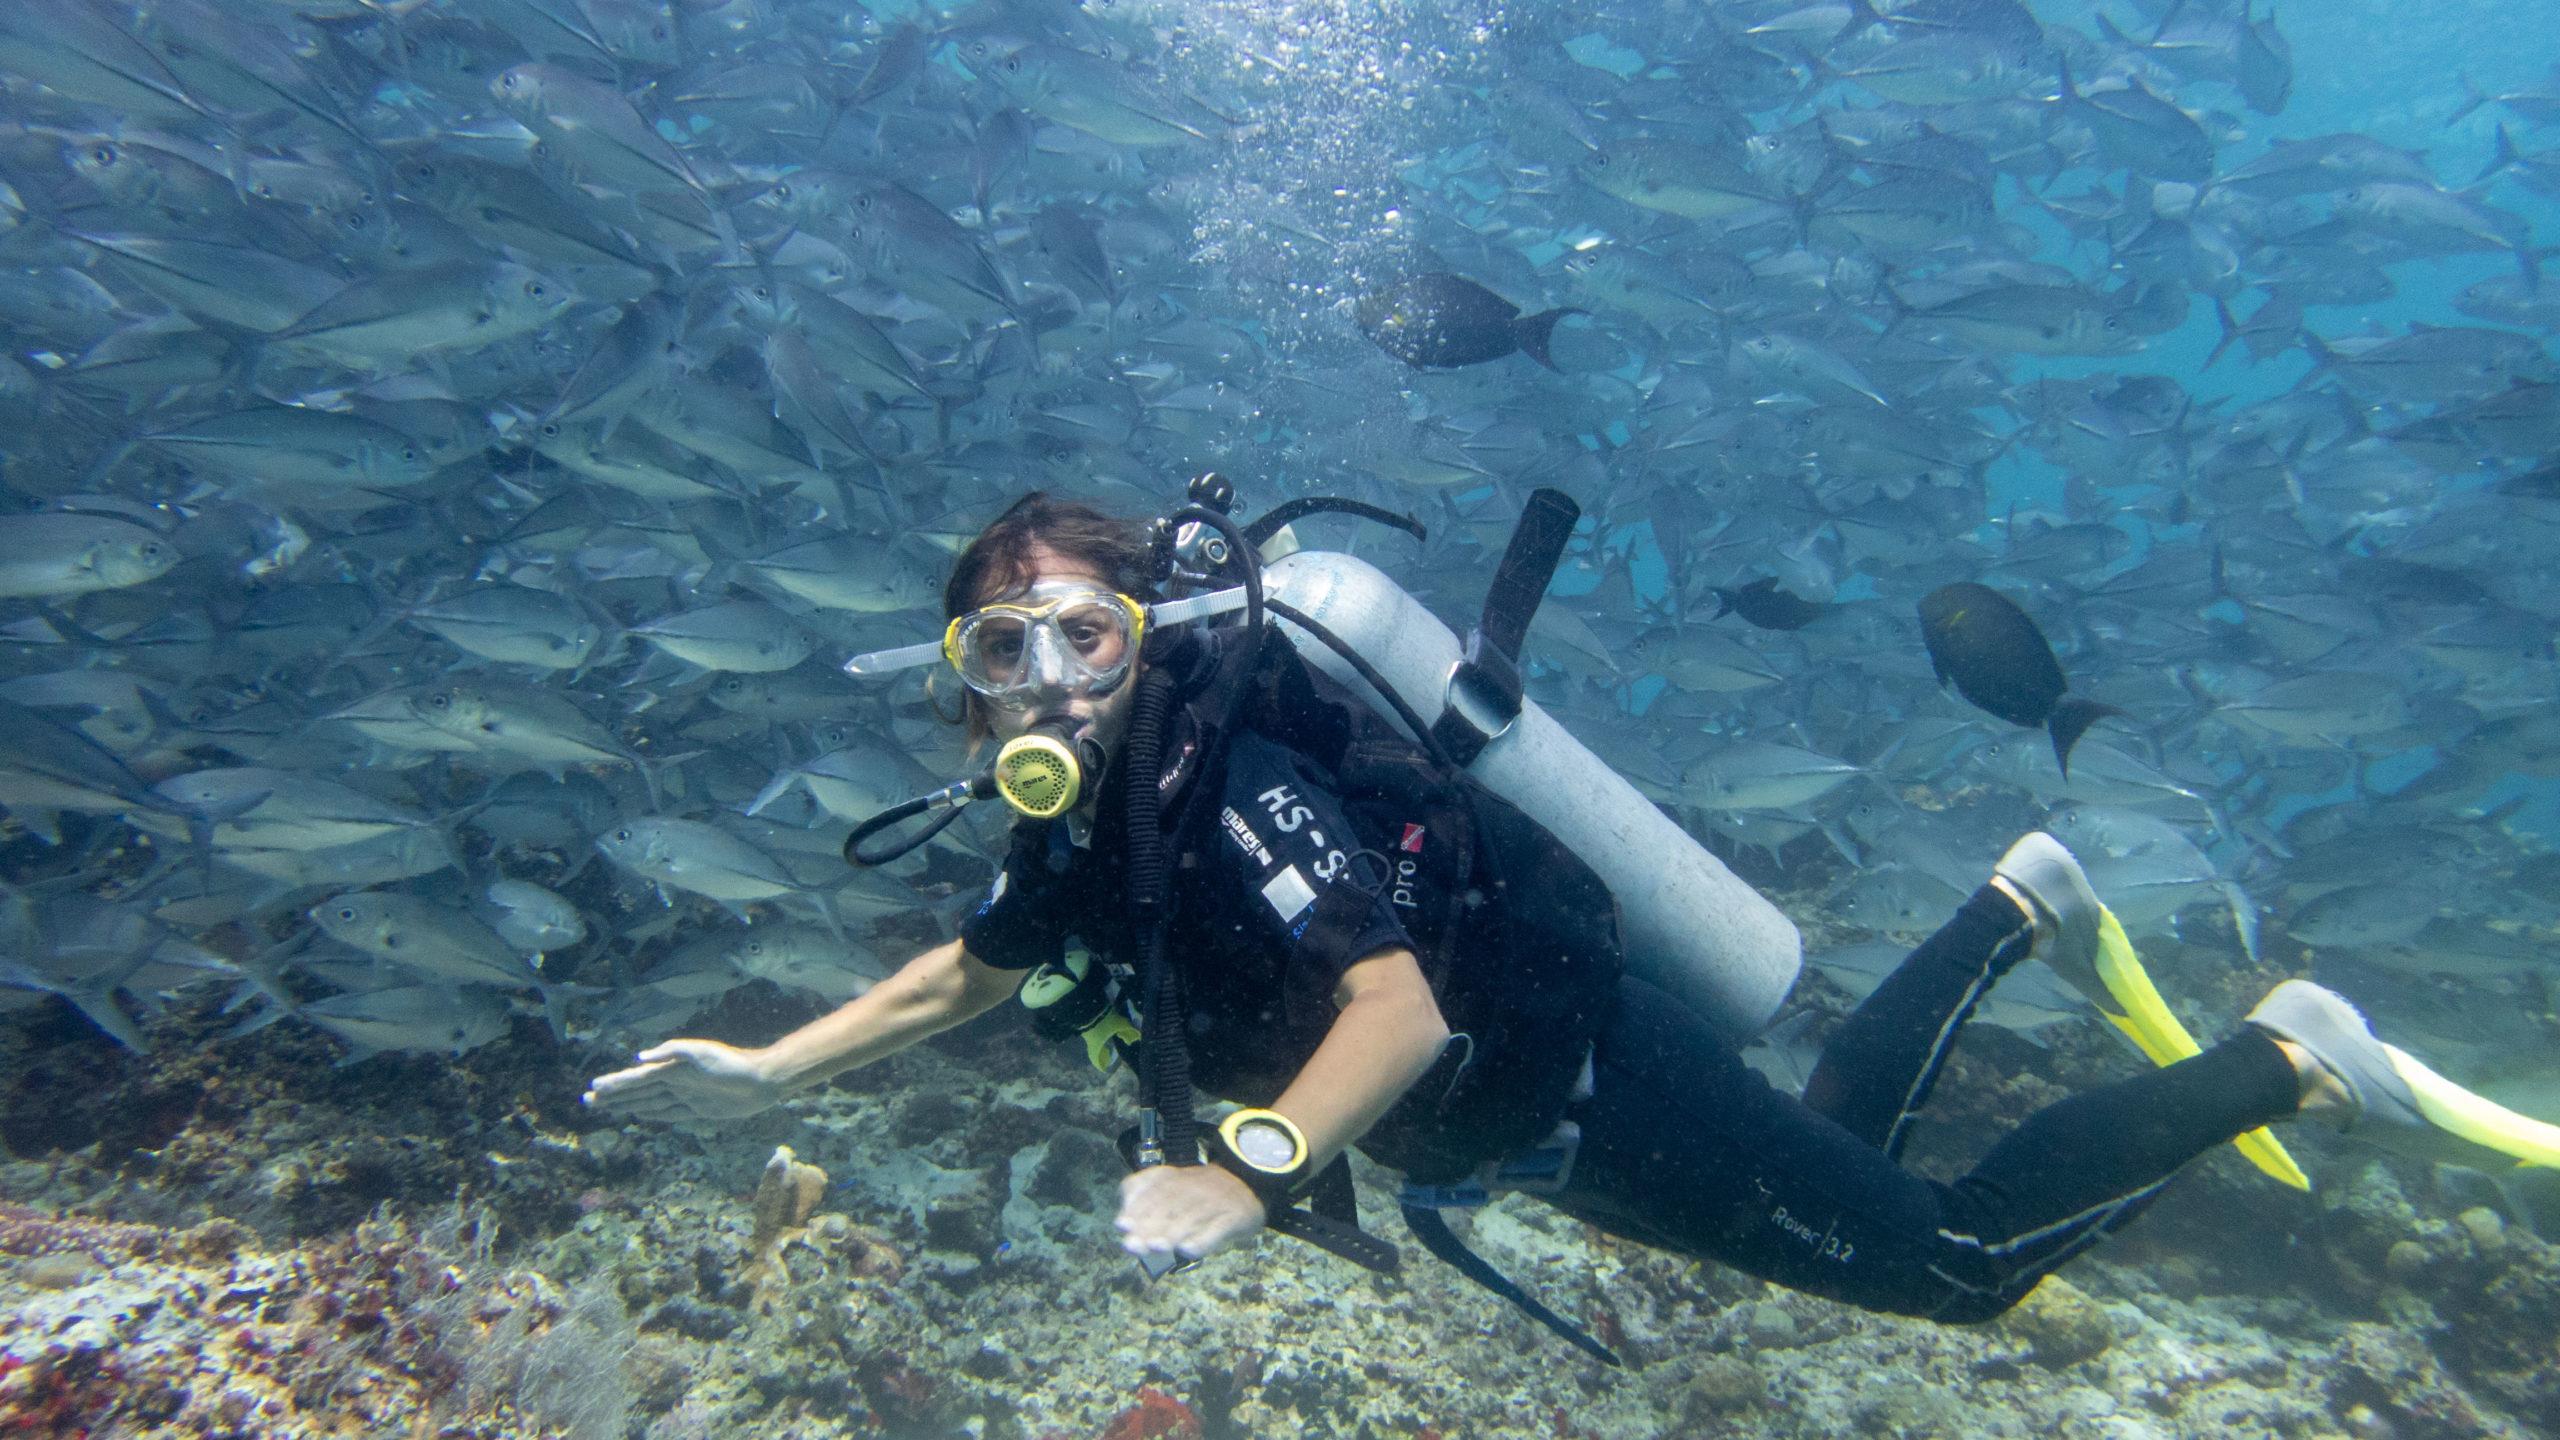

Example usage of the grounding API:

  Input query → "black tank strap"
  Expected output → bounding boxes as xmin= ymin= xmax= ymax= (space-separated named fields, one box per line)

xmin=1479 ymin=487 xmax=1580 ymax=662
xmin=1429 ymin=488 xmax=1580 ymax=768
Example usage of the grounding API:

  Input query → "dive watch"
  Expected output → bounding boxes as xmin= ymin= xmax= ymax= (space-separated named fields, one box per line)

xmin=1213 ymin=1107 xmax=1312 ymax=1205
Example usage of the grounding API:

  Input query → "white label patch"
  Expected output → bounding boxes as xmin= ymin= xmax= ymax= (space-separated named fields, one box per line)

xmin=1219 ymin=806 xmax=1273 ymax=867
xmin=1261 ymin=865 xmax=1316 ymax=924
xmin=987 ymin=872 xmax=1010 ymax=904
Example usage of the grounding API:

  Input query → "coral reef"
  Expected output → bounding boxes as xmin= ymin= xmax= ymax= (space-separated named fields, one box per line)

xmin=2002 ymin=1275 xmax=2117 ymax=1369
xmin=7 ymin=966 xmax=2560 ymax=1439
xmin=0 ymin=1202 xmax=639 ymax=1440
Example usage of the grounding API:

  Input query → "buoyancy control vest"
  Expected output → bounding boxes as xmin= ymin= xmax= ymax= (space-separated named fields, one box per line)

xmin=1166 ymin=617 xmax=1627 ymax=1183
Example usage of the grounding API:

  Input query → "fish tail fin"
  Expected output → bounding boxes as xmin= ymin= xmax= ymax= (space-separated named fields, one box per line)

xmin=2217 ymin=878 xmax=2264 ymax=966
xmin=2293 ymin=326 xmax=2336 ymax=381
xmin=1876 ymin=269 xmax=1912 ymax=337
xmin=2447 ymin=73 xmax=2489 ymax=125
xmin=63 ymin=986 xmax=150 ymax=1052
xmin=1514 ymin=307 xmax=1584 ymax=371
xmin=2205 ymin=295 xmax=2243 ymax=369
xmin=2048 ymin=697 xmax=2127 ymax=777
xmin=1837 ymin=0 xmax=1890 ymax=45
xmin=220 ymin=995 xmax=296 ymax=1041
xmin=537 ymin=981 xmax=582 ymax=1043
xmin=2476 ymin=122 xmax=2523 ymax=185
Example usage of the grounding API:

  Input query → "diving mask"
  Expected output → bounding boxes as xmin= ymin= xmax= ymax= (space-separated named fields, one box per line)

xmin=943 ymin=582 xmax=1143 ymax=710
xmin=845 ymin=583 xmax=1251 ymax=705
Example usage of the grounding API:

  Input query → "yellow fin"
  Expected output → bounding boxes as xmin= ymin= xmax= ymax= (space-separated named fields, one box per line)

xmin=2094 ymin=906 xmax=2311 ymax=1192
xmin=2383 ymin=1043 xmax=2560 ymax=1170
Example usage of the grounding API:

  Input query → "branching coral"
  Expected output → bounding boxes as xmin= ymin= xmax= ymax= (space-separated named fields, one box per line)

xmin=742 ymin=1144 xmax=829 ymax=1314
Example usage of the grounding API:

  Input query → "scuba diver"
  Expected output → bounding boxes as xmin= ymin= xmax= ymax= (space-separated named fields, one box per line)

xmin=585 ymin=483 xmax=2556 ymax=1361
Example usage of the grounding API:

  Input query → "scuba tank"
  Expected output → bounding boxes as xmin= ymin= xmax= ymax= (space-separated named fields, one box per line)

xmin=1259 ymin=550 xmax=1801 ymax=1042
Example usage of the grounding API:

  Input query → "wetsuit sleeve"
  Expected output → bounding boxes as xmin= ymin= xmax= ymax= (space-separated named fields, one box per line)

xmin=1210 ymin=734 xmax=1416 ymax=1028
xmin=958 ymin=824 xmax=1069 ymax=971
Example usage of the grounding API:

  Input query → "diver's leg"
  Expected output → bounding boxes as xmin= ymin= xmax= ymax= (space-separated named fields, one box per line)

xmin=1800 ymin=885 xmax=2036 ymax=1157
xmin=1804 ymin=834 xmax=2099 ymax=1159
xmin=1550 ymin=976 xmax=2300 ymax=1320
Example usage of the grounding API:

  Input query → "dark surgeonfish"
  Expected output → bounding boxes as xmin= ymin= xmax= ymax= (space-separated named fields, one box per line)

xmin=1357 ymin=273 xmax=1583 ymax=370
xmin=1917 ymin=582 xmax=2124 ymax=777
xmin=1710 ymin=576 xmax=1828 ymax=630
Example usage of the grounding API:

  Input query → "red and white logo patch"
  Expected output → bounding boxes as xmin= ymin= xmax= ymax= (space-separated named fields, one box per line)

xmin=1398 ymin=823 xmax=1427 ymax=854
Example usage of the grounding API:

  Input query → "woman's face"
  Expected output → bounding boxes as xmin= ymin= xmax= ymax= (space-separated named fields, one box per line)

xmin=974 ymin=544 xmax=1141 ymax=774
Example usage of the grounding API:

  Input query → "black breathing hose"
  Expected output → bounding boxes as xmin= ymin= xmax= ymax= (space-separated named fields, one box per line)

xmin=843 ymin=784 xmax=976 ymax=868
xmin=1121 ymin=663 xmax=1195 ymax=1166
xmin=1125 ymin=499 xmax=1267 ymax=1170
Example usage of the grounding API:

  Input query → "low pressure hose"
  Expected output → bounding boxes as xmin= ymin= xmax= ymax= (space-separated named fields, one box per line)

xmin=843 ymin=779 xmax=979 ymax=868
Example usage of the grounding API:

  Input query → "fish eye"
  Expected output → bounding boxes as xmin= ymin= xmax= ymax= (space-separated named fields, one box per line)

xmin=337 ymin=906 xmax=357 ymax=921
xmin=428 ymin=692 xmax=450 ymax=708
xmin=751 ymin=283 xmax=772 ymax=300
xmin=524 ymin=281 xmax=548 ymax=300
xmin=772 ymin=182 xmax=792 ymax=203
xmin=1002 ymin=55 xmax=1023 ymax=74
xmin=614 ymin=828 xmax=631 ymax=840
xmin=401 ymin=447 xmax=420 ymax=463
xmin=93 ymin=144 xmax=117 ymax=165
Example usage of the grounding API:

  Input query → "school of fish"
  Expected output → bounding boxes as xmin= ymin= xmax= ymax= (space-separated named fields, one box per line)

xmin=0 ymin=0 xmax=2553 ymax=1110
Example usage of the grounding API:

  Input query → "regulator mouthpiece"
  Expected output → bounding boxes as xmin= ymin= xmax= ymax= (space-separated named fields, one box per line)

xmin=992 ymin=723 xmax=1103 ymax=819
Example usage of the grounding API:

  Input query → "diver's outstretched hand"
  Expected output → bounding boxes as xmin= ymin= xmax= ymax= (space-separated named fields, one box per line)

xmin=583 ymin=1039 xmax=785 ymax=1122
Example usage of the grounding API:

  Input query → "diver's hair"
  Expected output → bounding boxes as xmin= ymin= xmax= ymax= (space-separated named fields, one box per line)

xmin=940 ymin=492 xmax=1159 ymax=743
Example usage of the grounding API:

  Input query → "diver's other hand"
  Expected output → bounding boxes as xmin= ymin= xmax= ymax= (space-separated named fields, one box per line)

xmin=582 ymin=1039 xmax=785 ymax=1121
xmin=1117 ymin=1163 xmax=1265 ymax=1262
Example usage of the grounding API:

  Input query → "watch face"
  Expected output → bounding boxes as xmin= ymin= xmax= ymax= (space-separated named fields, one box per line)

xmin=1233 ymin=1119 xmax=1299 ymax=1171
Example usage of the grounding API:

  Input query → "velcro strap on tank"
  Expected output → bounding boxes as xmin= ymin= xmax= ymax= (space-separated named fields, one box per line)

xmin=1429 ymin=488 xmax=1579 ymax=767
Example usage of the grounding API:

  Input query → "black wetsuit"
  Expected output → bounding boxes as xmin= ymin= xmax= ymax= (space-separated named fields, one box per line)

xmin=1555 ymin=889 xmax=2300 ymax=1320
xmin=965 ymin=728 xmax=2301 ymax=1322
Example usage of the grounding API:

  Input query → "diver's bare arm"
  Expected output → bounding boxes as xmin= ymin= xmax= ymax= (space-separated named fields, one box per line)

xmin=1266 ymin=947 xmax=1452 ymax=1172
xmin=757 ymin=939 xmax=1024 ymax=1090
